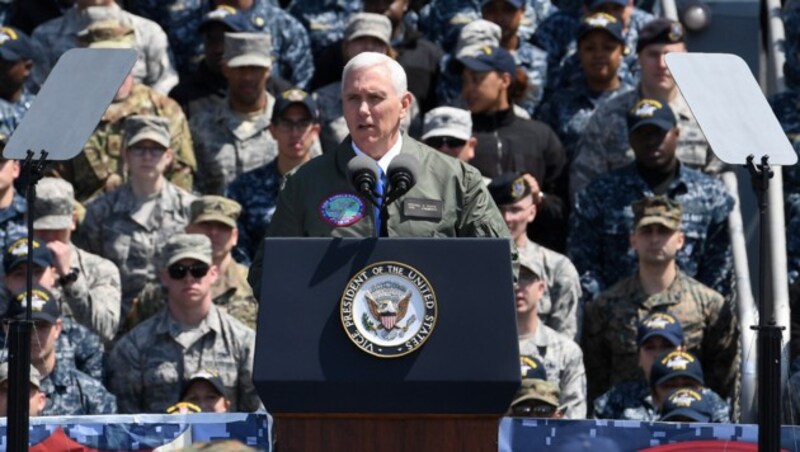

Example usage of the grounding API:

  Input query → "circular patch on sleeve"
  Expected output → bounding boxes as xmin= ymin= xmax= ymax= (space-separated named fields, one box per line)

xmin=319 ymin=193 xmax=366 ymax=227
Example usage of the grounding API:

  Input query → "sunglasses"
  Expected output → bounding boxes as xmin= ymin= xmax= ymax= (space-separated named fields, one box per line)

xmin=168 ymin=263 xmax=210 ymax=280
xmin=128 ymin=146 xmax=167 ymax=157
xmin=276 ymin=118 xmax=313 ymax=132
xmin=425 ymin=136 xmax=466 ymax=149
xmin=511 ymin=403 xmax=557 ymax=418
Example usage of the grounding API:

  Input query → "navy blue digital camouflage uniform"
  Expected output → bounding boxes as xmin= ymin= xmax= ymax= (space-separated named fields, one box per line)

xmin=568 ymin=163 xmax=734 ymax=301
xmin=40 ymin=361 xmax=117 ymax=416
xmin=593 ymin=379 xmax=730 ymax=422
xmin=226 ymin=159 xmax=284 ymax=263
xmin=58 ymin=317 xmax=105 ymax=382
xmin=0 ymin=191 xmax=27 ymax=263
xmin=0 ymin=87 xmax=34 ymax=134
xmin=287 ymin=0 xmax=363 ymax=58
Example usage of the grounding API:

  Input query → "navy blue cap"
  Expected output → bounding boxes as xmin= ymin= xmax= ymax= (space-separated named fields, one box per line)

xmin=481 ymin=0 xmax=525 ymax=9
xmin=3 ymin=238 xmax=53 ymax=274
xmin=577 ymin=13 xmax=625 ymax=44
xmin=180 ymin=369 xmax=229 ymax=401
xmin=0 ymin=26 xmax=36 ymax=62
xmin=650 ymin=350 xmax=704 ymax=387
xmin=4 ymin=285 xmax=61 ymax=324
xmin=627 ymin=98 xmax=676 ymax=133
xmin=584 ymin=0 xmax=628 ymax=11
xmin=488 ymin=172 xmax=531 ymax=206
xmin=457 ymin=45 xmax=516 ymax=76
xmin=659 ymin=387 xmax=713 ymax=422
xmin=199 ymin=6 xmax=252 ymax=33
xmin=637 ymin=312 xmax=684 ymax=347
xmin=520 ymin=355 xmax=547 ymax=380
xmin=272 ymin=88 xmax=320 ymax=122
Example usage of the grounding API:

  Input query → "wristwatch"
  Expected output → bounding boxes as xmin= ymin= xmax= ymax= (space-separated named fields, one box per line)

xmin=58 ymin=268 xmax=79 ymax=286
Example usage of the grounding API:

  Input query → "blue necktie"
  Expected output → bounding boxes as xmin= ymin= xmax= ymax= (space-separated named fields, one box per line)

xmin=374 ymin=170 xmax=385 ymax=236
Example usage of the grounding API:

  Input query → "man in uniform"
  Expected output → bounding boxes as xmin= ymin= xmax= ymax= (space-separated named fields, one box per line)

xmin=108 ymin=234 xmax=260 ymax=413
xmin=421 ymin=106 xmax=478 ymax=162
xmin=489 ymin=172 xmax=581 ymax=340
xmin=76 ymin=115 xmax=195 ymax=331
xmin=251 ymin=51 xmax=512 ymax=295
xmin=190 ymin=32 xmax=281 ymax=195
xmin=569 ymin=101 xmax=734 ymax=299
xmin=0 ymin=127 xmax=26 ymax=256
xmin=0 ymin=26 xmax=37 ymax=133
xmin=31 ymin=0 xmax=178 ymax=94
xmin=227 ymin=88 xmax=322 ymax=261
xmin=516 ymin=247 xmax=586 ymax=418
xmin=570 ymin=18 xmax=725 ymax=198
xmin=49 ymin=20 xmax=196 ymax=203
xmin=0 ymin=362 xmax=46 ymax=417
xmin=32 ymin=177 xmax=122 ymax=345
xmin=3 ymin=286 xmax=117 ymax=415
xmin=581 ymin=196 xmax=739 ymax=404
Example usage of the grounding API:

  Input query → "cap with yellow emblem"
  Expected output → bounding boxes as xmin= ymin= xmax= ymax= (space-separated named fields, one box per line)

xmin=0 ymin=26 xmax=37 ymax=62
xmin=627 ymin=98 xmax=676 ymax=133
xmin=190 ymin=195 xmax=242 ymax=229
xmin=4 ymin=285 xmax=61 ymax=324
xmin=272 ymin=88 xmax=320 ymax=122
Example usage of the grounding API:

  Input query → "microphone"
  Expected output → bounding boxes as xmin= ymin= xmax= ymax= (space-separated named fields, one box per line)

xmin=346 ymin=155 xmax=380 ymax=206
xmin=386 ymin=154 xmax=419 ymax=204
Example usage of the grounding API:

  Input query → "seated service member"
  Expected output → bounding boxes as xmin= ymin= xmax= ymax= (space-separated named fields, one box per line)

xmin=421 ymin=106 xmax=477 ymax=162
xmin=250 ymin=52 xmax=511 ymax=294
xmin=489 ymin=172 xmax=581 ymax=340
xmin=648 ymin=350 xmax=729 ymax=422
xmin=516 ymin=250 xmax=586 ymax=418
xmin=0 ymin=362 xmax=46 ymax=417
xmin=509 ymin=355 xmax=564 ymax=419
xmin=3 ymin=286 xmax=117 ymax=415
xmin=179 ymin=369 xmax=232 ymax=413
xmin=659 ymin=387 xmax=716 ymax=423
xmin=108 ymin=234 xmax=260 ymax=414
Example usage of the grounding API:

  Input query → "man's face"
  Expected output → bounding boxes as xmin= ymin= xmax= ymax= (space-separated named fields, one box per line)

xmin=34 ymin=228 xmax=73 ymax=245
xmin=591 ymin=1 xmax=633 ymax=27
xmin=638 ymin=336 xmax=680 ymax=382
xmin=0 ymin=159 xmax=20 ymax=192
xmin=343 ymin=37 xmax=389 ymax=62
xmin=578 ymin=31 xmax=624 ymax=84
xmin=342 ymin=63 xmax=411 ymax=157
xmin=0 ymin=58 xmax=33 ymax=91
xmin=123 ymin=139 xmax=174 ymax=179
xmin=514 ymin=268 xmax=544 ymax=315
xmin=5 ymin=264 xmax=57 ymax=292
xmin=202 ymin=24 xmax=228 ymax=74
xmin=161 ymin=258 xmax=219 ymax=308
xmin=630 ymin=222 xmax=684 ymax=265
xmin=481 ymin=0 xmax=524 ymax=40
xmin=424 ymin=136 xmax=476 ymax=162
xmin=462 ymin=69 xmax=508 ymax=114
xmin=182 ymin=380 xmax=231 ymax=413
xmin=223 ymin=65 xmax=270 ymax=107
xmin=269 ymin=104 xmax=321 ymax=161
xmin=185 ymin=221 xmax=238 ymax=260
xmin=639 ymin=42 xmax=686 ymax=93
xmin=629 ymin=125 xmax=679 ymax=170
xmin=0 ymin=381 xmax=46 ymax=417
xmin=498 ymin=195 xmax=536 ymax=241
xmin=654 ymin=376 xmax=701 ymax=407
xmin=509 ymin=400 xmax=561 ymax=418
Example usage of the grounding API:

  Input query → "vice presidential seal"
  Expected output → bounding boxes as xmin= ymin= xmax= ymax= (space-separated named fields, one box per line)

xmin=340 ymin=261 xmax=438 ymax=358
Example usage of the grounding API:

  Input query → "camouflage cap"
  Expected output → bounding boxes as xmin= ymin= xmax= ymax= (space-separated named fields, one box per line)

xmin=518 ymin=246 xmax=545 ymax=280
xmin=273 ymin=88 xmax=320 ymax=122
xmin=180 ymin=369 xmax=229 ymax=401
xmin=650 ymin=350 xmax=704 ymax=388
xmin=161 ymin=233 xmax=213 ymax=268
xmin=488 ymin=172 xmax=531 ymax=206
xmin=637 ymin=312 xmax=684 ymax=347
xmin=33 ymin=177 xmax=75 ymax=230
xmin=224 ymin=32 xmax=272 ymax=68
xmin=455 ymin=19 xmax=501 ymax=59
xmin=3 ymin=238 xmax=53 ymax=274
xmin=637 ymin=18 xmax=685 ymax=53
xmin=632 ymin=195 xmax=682 ymax=230
xmin=5 ymin=285 xmax=61 ymax=324
xmin=0 ymin=362 xmax=42 ymax=388
xmin=659 ymin=387 xmax=713 ymax=422
xmin=124 ymin=115 xmax=171 ymax=149
xmin=190 ymin=196 xmax=242 ymax=229
xmin=577 ymin=13 xmax=625 ymax=45
xmin=520 ymin=355 xmax=547 ymax=380
xmin=0 ymin=26 xmax=37 ymax=62
xmin=422 ymin=106 xmax=472 ymax=141
xmin=627 ymin=98 xmax=676 ymax=133
xmin=511 ymin=378 xmax=560 ymax=408
xmin=78 ymin=19 xmax=135 ymax=49
xmin=345 ymin=13 xmax=392 ymax=46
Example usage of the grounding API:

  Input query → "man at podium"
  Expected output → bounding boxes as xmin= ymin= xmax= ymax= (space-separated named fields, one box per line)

xmin=249 ymin=52 xmax=512 ymax=295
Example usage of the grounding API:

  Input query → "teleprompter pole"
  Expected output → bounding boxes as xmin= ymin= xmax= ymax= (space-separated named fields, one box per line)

xmin=7 ymin=149 xmax=48 ymax=452
xmin=746 ymin=154 xmax=782 ymax=452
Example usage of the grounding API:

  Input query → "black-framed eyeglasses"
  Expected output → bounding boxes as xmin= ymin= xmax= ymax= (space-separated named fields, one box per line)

xmin=511 ymin=403 xmax=557 ymax=418
xmin=128 ymin=146 xmax=167 ymax=157
xmin=168 ymin=263 xmax=210 ymax=280
xmin=276 ymin=118 xmax=313 ymax=132
xmin=425 ymin=136 xmax=467 ymax=149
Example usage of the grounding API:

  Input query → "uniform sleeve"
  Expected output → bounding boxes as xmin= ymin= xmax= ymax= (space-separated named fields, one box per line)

xmin=189 ymin=114 xmax=225 ymax=195
xmin=107 ymin=335 xmax=145 ymax=414
xmin=546 ymin=259 xmax=582 ymax=341
xmin=162 ymin=96 xmax=197 ymax=192
xmin=73 ymin=326 xmax=105 ymax=381
xmin=61 ymin=255 xmax=122 ymax=344
xmin=581 ymin=297 xmax=609 ymax=408
xmin=80 ymin=372 xmax=118 ymax=415
xmin=74 ymin=200 xmax=106 ymax=256
xmin=560 ymin=340 xmax=588 ymax=419
xmin=694 ymin=189 xmax=734 ymax=297
xmin=700 ymin=289 xmax=740 ymax=402
xmin=278 ymin=16 xmax=315 ymax=89
xmin=569 ymin=114 xmax=608 ymax=200
xmin=236 ymin=328 xmax=263 ymax=411
xmin=567 ymin=186 xmax=605 ymax=301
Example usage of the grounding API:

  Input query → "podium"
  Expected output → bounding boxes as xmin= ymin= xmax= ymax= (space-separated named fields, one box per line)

xmin=253 ymin=238 xmax=520 ymax=451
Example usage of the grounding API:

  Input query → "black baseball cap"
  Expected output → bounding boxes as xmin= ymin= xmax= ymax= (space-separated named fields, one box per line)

xmin=660 ymin=387 xmax=713 ymax=422
xmin=456 ymin=45 xmax=517 ymax=76
xmin=199 ymin=5 xmax=252 ymax=33
xmin=180 ymin=369 xmax=229 ymax=401
xmin=627 ymin=98 xmax=676 ymax=133
xmin=3 ymin=238 xmax=53 ymax=274
xmin=4 ymin=285 xmax=61 ymax=324
xmin=577 ymin=13 xmax=625 ymax=45
xmin=636 ymin=18 xmax=685 ymax=53
xmin=637 ymin=312 xmax=684 ymax=347
xmin=272 ymin=88 xmax=320 ymax=122
xmin=650 ymin=350 xmax=704 ymax=388
xmin=488 ymin=172 xmax=531 ymax=206
xmin=0 ymin=26 xmax=36 ymax=62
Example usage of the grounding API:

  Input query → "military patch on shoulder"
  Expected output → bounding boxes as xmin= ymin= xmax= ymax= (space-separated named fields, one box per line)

xmin=340 ymin=261 xmax=438 ymax=358
xmin=319 ymin=193 xmax=365 ymax=227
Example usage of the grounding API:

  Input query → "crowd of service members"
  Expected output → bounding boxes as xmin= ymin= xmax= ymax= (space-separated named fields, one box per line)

xmin=0 ymin=0 xmax=796 ymax=426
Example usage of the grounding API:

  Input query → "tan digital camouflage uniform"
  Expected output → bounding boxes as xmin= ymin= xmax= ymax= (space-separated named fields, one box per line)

xmin=51 ymin=83 xmax=196 ymax=203
xmin=107 ymin=304 xmax=260 ymax=414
